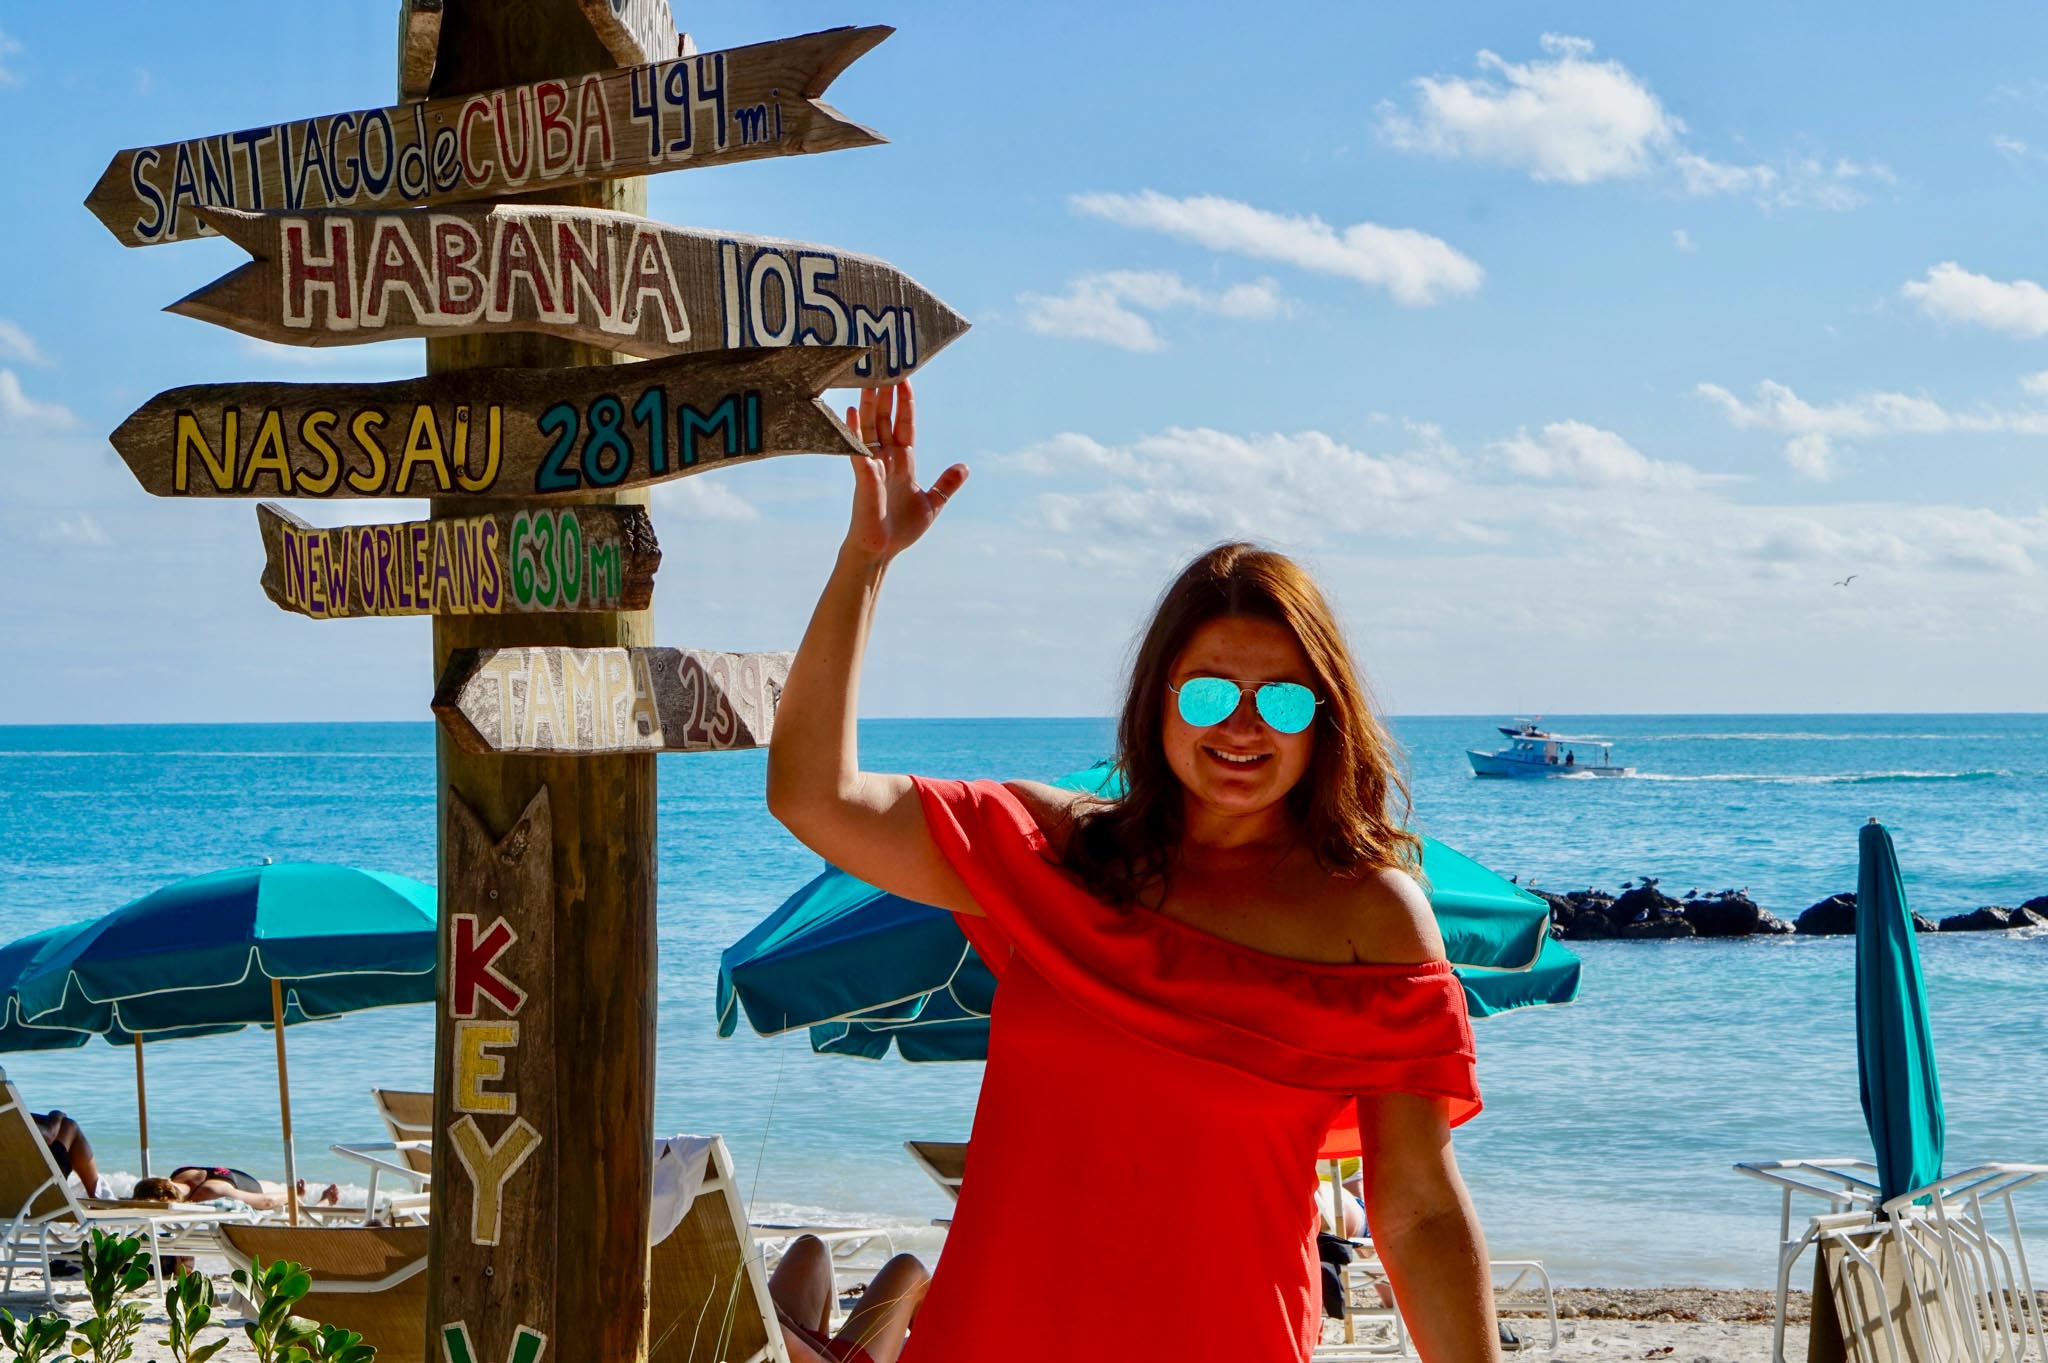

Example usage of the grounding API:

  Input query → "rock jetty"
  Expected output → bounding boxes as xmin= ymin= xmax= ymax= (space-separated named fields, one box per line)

xmin=1533 ymin=883 xmax=2046 ymax=940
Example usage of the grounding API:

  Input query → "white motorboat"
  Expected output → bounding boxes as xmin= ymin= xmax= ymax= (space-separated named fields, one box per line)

xmin=1467 ymin=718 xmax=1633 ymax=778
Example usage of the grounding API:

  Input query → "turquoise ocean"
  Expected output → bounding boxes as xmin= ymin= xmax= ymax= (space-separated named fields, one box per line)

xmin=0 ymin=714 xmax=2041 ymax=1286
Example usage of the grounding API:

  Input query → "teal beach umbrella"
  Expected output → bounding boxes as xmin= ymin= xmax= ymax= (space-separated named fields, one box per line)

xmin=720 ymin=763 xmax=1579 ymax=1057
xmin=15 ymin=862 xmax=437 ymax=1215
xmin=1856 ymin=819 xmax=1944 ymax=1206
xmin=0 ymin=924 xmax=99 ymax=1054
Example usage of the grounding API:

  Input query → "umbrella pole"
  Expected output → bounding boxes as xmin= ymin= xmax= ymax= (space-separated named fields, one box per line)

xmin=132 ymin=1035 xmax=151 ymax=1180
xmin=271 ymin=978 xmax=299 ymax=1226
xmin=1328 ymin=1157 xmax=1355 ymax=1344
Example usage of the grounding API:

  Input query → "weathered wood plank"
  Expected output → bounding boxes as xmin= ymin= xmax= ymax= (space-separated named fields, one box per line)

xmin=85 ymin=26 xmax=890 ymax=248
xmin=433 ymin=646 xmax=791 ymax=755
xmin=168 ymin=205 xmax=968 ymax=384
xmin=111 ymin=346 xmax=864 ymax=499
xmin=577 ymin=0 xmax=683 ymax=67
xmin=257 ymin=502 xmax=660 ymax=618
xmin=419 ymin=9 xmax=657 ymax=1363
xmin=435 ymin=788 xmax=557 ymax=1363
xmin=397 ymin=0 xmax=444 ymax=100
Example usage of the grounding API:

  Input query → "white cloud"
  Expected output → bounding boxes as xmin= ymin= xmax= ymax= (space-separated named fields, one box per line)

xmin=1379 ymin=37 xmax=1884 ymax=210
xmin=1378 ymin=33 xmax=1680 ymax=183
xmin=0 ymin=320 xmax=48 ymax=366
xmin=0 ymin=29 xmax=21 ymax=88
xmin=1697 ymin=377 xmax=2048 ymax=437
xmin=1783 ymin=432 xmax=1836 ymax=480
xmin=236 ymin=337 xmax=423 ymax=375
xmin=1010 ymin=426 xmax=1460 ymax=545
xmin=1672 ymin=228 xmax=1696 ymax=253
xmin=1069 ymin=190 xmax=1482 ymax=307
xmin=1901 ymin=262 xmax=2048 ymax=337
xmin=1019 ymin=284 xmax=1161 ymax=352
xmin=1494 ymin=420 xmax=1716 ymax=490
xmin=0 ymin=370 xmax=78 ymax=430
xmin=2021 ymin=370 xmax=2048 ymax=397
xmin=652 ymin=475 xmax=759 ymax=522
xmin=1994 ymin=134 xmax=2033 ymax=158
xmin=37 ymin=515 xmax=111 ymax=549
xmin=1673 ymin=153 xmax=1777 ymax=197
xmin=1018 ymin=270 xmax=1288 ymax=351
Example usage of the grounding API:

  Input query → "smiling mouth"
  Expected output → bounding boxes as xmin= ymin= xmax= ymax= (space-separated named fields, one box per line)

xmin=1204 ymin=747 xmax=1271 ymax=768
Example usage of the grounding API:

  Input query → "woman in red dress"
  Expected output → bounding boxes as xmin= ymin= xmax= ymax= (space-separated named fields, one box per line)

xmin=767 ymin=382 xmax=1500 ymax=1363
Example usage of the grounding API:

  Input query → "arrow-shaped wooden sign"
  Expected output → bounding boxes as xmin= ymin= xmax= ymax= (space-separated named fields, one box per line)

xmin=434 ymin=646 xmax=790 ymax=755
xmin=578 ymin=0 xmax=688 ymax=67
xmin=86 ymin=26 xmax=888 ymax=248
xmin=397 ymin=0 xmax=443 ymax=100
xmin=257 ymin=502 xmax=661 ymax=619
xmin=168 ymin=205 xmax=967 ymax=386
xmin=110 ymin=346 xmax=863 ymax=499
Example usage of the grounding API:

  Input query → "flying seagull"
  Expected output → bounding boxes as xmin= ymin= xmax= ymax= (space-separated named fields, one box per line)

xmin=1834 ymin=574 xmax=1858 ymax=587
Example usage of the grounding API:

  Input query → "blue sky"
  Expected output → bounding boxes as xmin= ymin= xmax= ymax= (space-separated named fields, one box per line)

xmin=3 ymin=2 xmax=2046 ymax=721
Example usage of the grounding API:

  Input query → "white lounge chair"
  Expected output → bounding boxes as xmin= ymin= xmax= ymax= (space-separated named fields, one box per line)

xmin=1737 ymin=1158 xmax=2048 ymax=1363
xmin=0 ymin=1081 xmax=253 ymax=1301
xmin=225 ymin=1135 xmax=792 ymax=1363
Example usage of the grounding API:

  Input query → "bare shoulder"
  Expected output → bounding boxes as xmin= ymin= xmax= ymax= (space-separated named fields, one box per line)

xmin=1000 ymin=779 xmax=1089 ymax=852
xmin=1335 ymin=864 xmax=1446 ymax=965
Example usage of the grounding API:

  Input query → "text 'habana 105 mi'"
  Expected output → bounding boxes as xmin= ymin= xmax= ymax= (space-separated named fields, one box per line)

xmin=109 ymin=348 xmax=864 ymax=499
xmin=84 ymin=26 xmax=890 ymax=248
xmin=169 ymin=204 xmax=966 ymax=386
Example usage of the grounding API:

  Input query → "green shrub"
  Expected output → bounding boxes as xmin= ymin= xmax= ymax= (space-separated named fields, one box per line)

xmin=70 ymin=1231 xmax=148 ymax=1363
xmin=162 ymin=1268 xmax=227 ymax=1363
xmin=0 ymin=1308 xmax=69 ymax=1363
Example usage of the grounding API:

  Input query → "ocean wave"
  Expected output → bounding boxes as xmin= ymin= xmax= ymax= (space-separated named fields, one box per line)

xmin=0 ymin=751 xmax=430 ymax=759
xmin=1629 ymin=732 xmax=2007 ymax=743
xmin=1626 ymin=769 xmax=2013 ymax=784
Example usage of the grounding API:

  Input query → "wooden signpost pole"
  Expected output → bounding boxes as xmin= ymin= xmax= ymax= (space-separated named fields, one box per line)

xmin=424 ymin=6 xmax=654 ymax=1363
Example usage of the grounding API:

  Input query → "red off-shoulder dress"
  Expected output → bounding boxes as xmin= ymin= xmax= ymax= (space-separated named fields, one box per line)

xmin=897 ymin=779 xmax=1481 ymax=1363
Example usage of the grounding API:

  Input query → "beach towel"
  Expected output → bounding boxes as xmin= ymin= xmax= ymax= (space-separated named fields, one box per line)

xmin=647 ymin=1134 xmax=715 ymax=1247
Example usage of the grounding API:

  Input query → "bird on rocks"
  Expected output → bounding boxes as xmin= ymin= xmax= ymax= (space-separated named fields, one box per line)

xmin=1685 ymin=889 xmax=1698 ymax=899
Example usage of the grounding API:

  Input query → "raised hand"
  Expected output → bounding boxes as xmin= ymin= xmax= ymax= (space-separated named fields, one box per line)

xmin=843 ymin=382 xmax=968 ymax=564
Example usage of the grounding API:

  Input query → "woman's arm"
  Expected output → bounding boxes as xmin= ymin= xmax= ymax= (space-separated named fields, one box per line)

xmin=1357 ymin=1092 xmax=1502 ymax=1363
xmin=765 ymin=383 xmax=982 ymax=914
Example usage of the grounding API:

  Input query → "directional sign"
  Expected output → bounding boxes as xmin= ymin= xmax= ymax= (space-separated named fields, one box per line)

xmin=256 ymin=502 xmax=661 ymax=619
xmin=397 ymin=0 xmax=443 ymax=100
xmin=578 ymin=0 xmax=685 ymax=67
xmin=433 ymin=647 xmax=791 ymax=755
xmin=110 ymin=346 xmax=863 ymax=499
xmin=85 ymin=26 xmax=889 ymax=248
xmin=169 ymin=205 xmax=968 ymax=385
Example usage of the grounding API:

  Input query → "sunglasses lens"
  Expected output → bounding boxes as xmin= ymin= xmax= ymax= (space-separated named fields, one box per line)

xmin=1176 ymin=677 xmax=1241 ymax=728
xmin=1255 ymin=683 xmax=1317 ymax=734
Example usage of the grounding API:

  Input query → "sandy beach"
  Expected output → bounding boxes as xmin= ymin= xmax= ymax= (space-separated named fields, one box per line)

xmin=7 ymin=1270 xmax=1836 ymax=1363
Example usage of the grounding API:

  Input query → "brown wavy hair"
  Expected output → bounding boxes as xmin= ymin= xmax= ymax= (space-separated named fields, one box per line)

xmin=1064 ymin=542 xmax=1422 ymax=906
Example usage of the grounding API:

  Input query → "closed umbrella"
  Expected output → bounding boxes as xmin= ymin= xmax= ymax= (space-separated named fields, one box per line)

xmin=1855 ymin=818 xmax=1944 ymax=1207
xmin=720 ymin=762 xmax=1580 ymax=1054
xmin=15 ymin=862 xmax=437 ymax=1221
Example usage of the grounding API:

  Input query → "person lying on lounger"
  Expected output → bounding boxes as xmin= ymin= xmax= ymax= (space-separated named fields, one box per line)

xmin=769 ymin=1234 xmax=928 ymax=1363
xmin=33 ymin=1110 xmax=103 ymax=1196
xmin=132 ymin=1167 xmax=339 ymax=1212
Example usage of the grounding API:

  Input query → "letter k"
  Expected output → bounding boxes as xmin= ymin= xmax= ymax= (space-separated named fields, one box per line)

xmin=452 ymin=913 xmax=527 ymax=1018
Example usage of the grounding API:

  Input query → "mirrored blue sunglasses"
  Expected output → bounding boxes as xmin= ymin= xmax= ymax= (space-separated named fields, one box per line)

xmin=1169 ymin=676 xmax=1321 ymax=735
